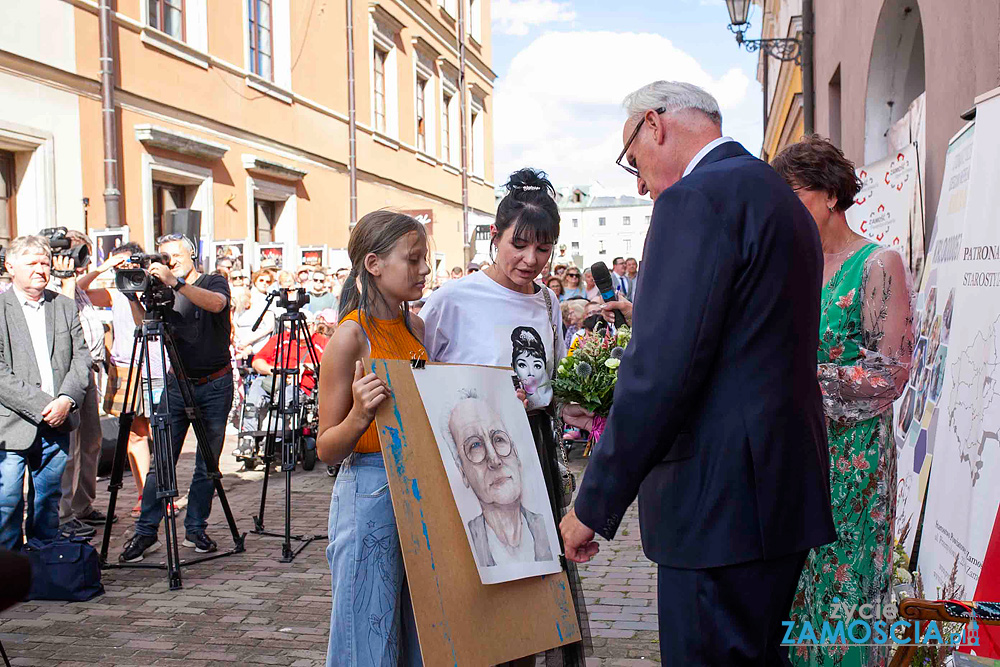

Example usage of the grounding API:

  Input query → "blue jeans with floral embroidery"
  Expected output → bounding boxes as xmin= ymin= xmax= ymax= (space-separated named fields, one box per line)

xmin=326 ymin=452 xmax=421 ymax=667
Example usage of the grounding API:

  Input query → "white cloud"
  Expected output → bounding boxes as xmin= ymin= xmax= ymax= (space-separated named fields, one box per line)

xmin=493 ymin=30 xmax=761 ymax=194
xmin=492 ymin=0 xmax=576 ymax=36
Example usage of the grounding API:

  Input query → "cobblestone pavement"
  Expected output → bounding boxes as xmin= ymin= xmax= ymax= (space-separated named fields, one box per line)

xmin=0 ymin=435 xmax=659 ymax=666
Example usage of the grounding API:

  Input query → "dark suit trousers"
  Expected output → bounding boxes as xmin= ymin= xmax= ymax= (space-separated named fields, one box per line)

xmin=656 ymin=550 xmax=807 ymax=666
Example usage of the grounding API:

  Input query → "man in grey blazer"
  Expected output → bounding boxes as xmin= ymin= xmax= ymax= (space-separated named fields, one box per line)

xmin=0 ymin=235 xmax=92 ymax=550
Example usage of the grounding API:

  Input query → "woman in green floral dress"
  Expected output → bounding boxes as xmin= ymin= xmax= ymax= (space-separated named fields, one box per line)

xmin=774 ymin=137 xmax=914 ymax=667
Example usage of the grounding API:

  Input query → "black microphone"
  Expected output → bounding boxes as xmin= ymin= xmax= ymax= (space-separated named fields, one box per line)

xmin=590 ymin=261 xmax=627 ymax=328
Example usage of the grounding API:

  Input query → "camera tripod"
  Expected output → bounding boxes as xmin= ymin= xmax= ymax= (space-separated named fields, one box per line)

xmin=99 ymin=306 xmax=246 ymax=590
xmin=249 ymin=289 xmax=325 ymax=562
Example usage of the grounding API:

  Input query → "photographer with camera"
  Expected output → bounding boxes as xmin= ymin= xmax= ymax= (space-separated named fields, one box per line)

xmin=119 ymin=233 xmax=232 ymax=562
xmin=0 ymin=235 xmax=92 ymax=550
xmin=75 ymin=242 xmax=168 ymax=518
xmin=51 ymin=230 xmax=114 ymax=537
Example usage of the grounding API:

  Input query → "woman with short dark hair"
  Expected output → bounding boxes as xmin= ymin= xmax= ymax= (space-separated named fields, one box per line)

xmin=420 ymin=168 xmax=590 ymax=666
xmin=773 ymin=135 xmax=914 ymax=667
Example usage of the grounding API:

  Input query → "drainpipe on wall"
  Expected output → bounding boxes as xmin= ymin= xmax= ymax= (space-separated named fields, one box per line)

xmin=99 ymin=0 xmax=122 ymax=228
xmin=458 ymin=0 xmax=470 ymax=255
xmin=801 ymin=0 xmax=815 ymax=135
xmin=346 ymin=0 xmax=358 ymax=228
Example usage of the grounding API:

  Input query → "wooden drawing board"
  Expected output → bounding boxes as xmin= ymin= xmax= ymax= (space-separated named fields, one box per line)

xmin=372 ymin=359 xmax=580 ymax=666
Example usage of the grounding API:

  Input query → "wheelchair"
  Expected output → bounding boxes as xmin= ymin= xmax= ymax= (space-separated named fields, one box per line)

xmin=236 ymin=372 xmax=318 ymax=473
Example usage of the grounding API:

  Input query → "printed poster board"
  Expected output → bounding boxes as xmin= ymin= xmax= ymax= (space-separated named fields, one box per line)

xmin=373 ymin=359 xmax=580 ymax=665
xmin=212 ymin=240 xmax=246 ymax=272
xmin=328 ymin=248 xmax=350 ymax=272
xmin=893 ymin=122 xmax=975 ymax=559
xmin=846 ymin=143 xmax=922 ymax=272
xmin=91 ymin=227 xmax=129 ymax=266
xmin=257 ymin=242 xmax=285 ymax=269
xmin=918 ymin=88 xmax=1000 ymax=659
xmin=299 ymin=245 xmax=327 ymax=267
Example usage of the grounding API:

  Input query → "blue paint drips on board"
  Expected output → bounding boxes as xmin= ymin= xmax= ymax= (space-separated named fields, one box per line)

xmin=380 ymin=360 xmax=457 ymax=666
xmin=557 ymin=623 xmax=563 ymax=642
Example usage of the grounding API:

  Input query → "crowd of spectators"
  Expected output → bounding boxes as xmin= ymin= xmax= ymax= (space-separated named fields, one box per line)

xmin=0 ymin=225 xmax=638 ymax=552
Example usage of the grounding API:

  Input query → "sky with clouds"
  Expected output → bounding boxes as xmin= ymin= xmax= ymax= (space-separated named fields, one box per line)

xmin=490 ymin=0 xmax=765 ymax=195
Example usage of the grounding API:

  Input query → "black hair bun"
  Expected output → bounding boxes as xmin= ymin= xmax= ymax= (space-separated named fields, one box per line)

xmin=505 ymin=168 xmax=555 ymax=198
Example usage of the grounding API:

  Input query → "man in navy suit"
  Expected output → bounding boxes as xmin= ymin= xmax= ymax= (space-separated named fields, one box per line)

xmin=560 ymin=81 xmax=836 ymax=665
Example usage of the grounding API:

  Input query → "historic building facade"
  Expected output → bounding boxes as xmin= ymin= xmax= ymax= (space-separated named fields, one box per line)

xmin=1 ymin=0 xmax=496 ymax=272
xmin=755 ymin=0 xmax=1000 ymax=233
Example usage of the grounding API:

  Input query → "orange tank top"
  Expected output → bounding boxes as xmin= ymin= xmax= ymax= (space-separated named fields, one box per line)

xmin=340 ymin=309 xmax=427 ymax=453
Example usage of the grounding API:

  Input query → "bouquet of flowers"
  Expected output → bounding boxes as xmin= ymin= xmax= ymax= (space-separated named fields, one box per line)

xmin=553 ymin=326 xmax=632 ymax=416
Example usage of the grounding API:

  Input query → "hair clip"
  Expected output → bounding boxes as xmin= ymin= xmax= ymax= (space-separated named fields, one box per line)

xmin=515 ymin=185 xmax=542 ymax=191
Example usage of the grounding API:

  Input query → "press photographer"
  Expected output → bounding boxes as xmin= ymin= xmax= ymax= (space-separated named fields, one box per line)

xmin=119 ymin=232 xmax=233 ymax=563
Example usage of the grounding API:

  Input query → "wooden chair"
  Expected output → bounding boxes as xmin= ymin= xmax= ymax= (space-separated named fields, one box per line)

xmin=888 ymin=598 xmax=1000 ymax=666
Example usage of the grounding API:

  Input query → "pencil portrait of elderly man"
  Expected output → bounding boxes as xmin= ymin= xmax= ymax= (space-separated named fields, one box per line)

xmin=444 ymin=391 xmax=552 ymax=567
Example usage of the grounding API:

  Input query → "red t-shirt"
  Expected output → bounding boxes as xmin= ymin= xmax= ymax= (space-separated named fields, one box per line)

xmin=253 ymin=332 xmax=328 ymax=392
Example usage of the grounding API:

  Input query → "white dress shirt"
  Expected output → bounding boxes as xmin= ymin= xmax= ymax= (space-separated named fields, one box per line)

xmin=13 ymin=285 xmax=55 ymax=396
xmin=683 ymin=136 xmax=736 ymax=178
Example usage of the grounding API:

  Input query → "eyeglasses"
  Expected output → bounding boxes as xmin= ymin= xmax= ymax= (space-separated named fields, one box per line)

xmin=463 ymin=431 xmax=514 ymax=464
xmin=566 ymin=272 xmax=580 ymax=278
xmin=616 ymin=106 xmax=666 ymax=177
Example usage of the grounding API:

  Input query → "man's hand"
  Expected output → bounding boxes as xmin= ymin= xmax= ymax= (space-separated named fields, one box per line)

xmin=562 ymin=404 xmax=595 ymax=432
xmin=53 ymin=255 xmax=75 ymax=275
xmin=54 ymin=255 xmax=76 ymax=297
xmin=149 ymin=262 xmax=178 ymax=288
xmin=41 ymin=396 xmax=73 ymax=428
xmin=98 ymin=253 xmax=129 ymax=273
xmin=602 ymin=300 xmax=633 ymax=326
xmin=560 ymin=508 xmax=600 ymax=563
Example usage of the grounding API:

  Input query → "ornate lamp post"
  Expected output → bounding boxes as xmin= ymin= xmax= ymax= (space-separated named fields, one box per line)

xmin=724 ymin=0 xmax=814 ymax=134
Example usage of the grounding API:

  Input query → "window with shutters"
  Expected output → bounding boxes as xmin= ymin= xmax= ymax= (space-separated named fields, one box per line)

xmin=148 ymin=0 xmax=185 ymax=40
xmin=373 ymin=47 xmax=388 ymax=133
xmin=248 ymin=0 xmax=273 ymax=80
xmin=416 ymin=76 xmax=427 ymax=153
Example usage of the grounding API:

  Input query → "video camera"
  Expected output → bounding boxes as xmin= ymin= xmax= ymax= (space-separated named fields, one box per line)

xmin=115 ymin=252 xmax=175 ymax=310
xmin=40 ymin=227 xmax=91 ymax=278
xmin=275 ymin=287 xmax=310 ymax=311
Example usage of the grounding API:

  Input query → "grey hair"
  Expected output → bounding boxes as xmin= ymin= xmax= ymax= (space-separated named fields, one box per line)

xmin=622 ymin=81 xmax=722 ymax=127
xmin=441 ymin=388 xmax=481 ymax=472
xmin=7 ymin=235 xmax=52 ymax=262
xmin=158 ymin=234 xmax=198 ymax=258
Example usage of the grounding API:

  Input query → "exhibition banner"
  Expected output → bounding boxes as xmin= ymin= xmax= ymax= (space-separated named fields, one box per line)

xmin=846 ymin=143 xmax=922 ymax=272
xmin=893 ymin=123 xmax=975 ymax=559
xmin=918 ymin=89 xmax=1000 ymax=658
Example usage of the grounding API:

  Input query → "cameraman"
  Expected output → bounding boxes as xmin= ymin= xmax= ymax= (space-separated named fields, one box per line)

xmin=120 ymin=233 xmax=232 ymax=562
xmin=76 ymin=242 xmax=167 ymax=519
xmin=52 ymin=230 xmax=111 ymax=537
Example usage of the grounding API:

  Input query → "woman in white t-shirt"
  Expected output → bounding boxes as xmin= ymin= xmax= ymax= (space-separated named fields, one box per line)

xmin=420 ymin=168 xmax=589 ymax=666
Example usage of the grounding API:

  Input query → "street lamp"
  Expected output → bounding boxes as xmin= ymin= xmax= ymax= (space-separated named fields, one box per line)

xmin=724 ymin=0 xmax=814 ymax=135
xmin=724 ymin=0 xmax=802 ymax=63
